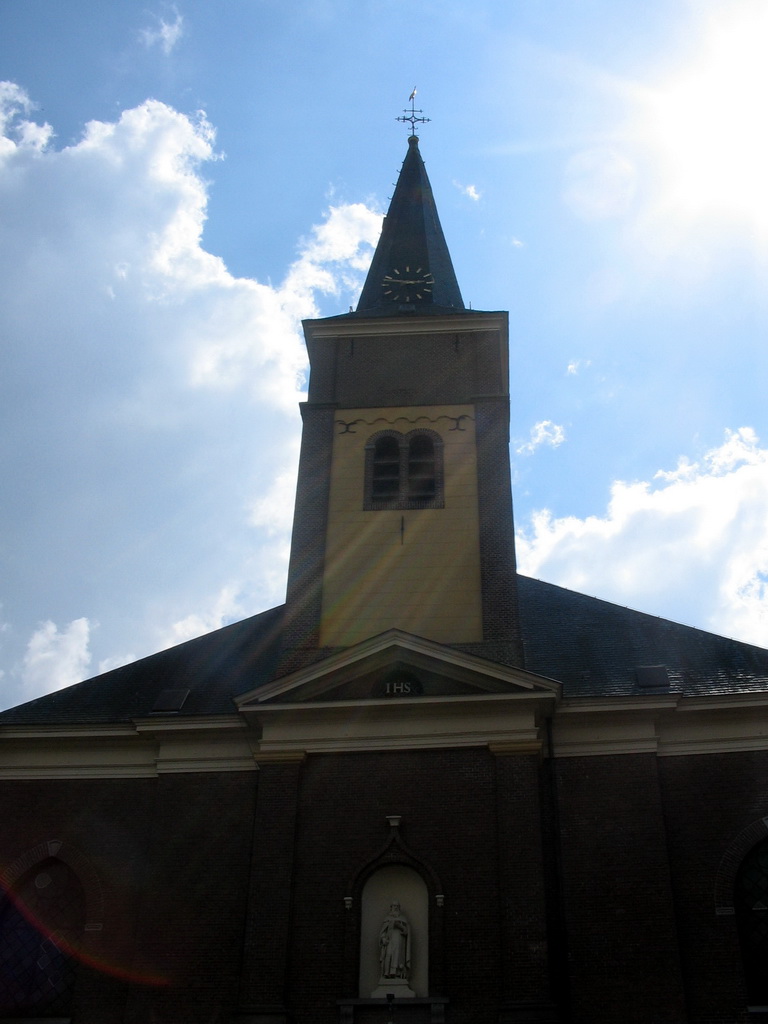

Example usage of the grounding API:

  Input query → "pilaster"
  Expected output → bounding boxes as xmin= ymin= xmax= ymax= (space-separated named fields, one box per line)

xmin=493 ymin=749 xmax=559 ymax=1023
xmin=235 ymin=757 xmax=304 ymax=1023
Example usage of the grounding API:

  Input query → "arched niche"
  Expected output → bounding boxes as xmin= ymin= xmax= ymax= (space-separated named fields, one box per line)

xmin=359 ymin=864 xmax=428 ymax=998
xmin=0 ymin=856 xmax=86 ymax=1016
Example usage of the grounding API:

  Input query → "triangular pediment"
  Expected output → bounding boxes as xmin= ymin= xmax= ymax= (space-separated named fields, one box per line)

xmin=236 ymin=630 xmax=559 ymax=709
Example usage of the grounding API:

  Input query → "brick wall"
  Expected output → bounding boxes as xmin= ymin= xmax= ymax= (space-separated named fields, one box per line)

xmin=282 ymin=747 xmax=553 ymax=1024
xmin=554 ymin=754 xmax=687 ymax=1024
xmin=2 ymin=744 xmax=764 ymax=1023
xmin=658 ymin=749 xmax=768 ymax=1024
xmin=0 ymin=773 xmax=257 ymax=1024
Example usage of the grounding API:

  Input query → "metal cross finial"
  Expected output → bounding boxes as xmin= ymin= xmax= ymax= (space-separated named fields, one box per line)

xmin=396 ymin=88 xmax=431 ymax=136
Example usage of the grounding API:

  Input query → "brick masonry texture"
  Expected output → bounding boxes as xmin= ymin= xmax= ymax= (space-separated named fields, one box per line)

xmin=286 ymin=316 xmax=524 ymax=665
xmin=286 ymin=748 xmax=517 ymax=1024
xmin=0 ymin=774 xmax=256 ymax=1024
xmin=657 ymin=750 xmax=768 ymax=1024
xmin=1 ymin=743 xmax=767 ymax=1021
xmin=306 ymin=329 xmax=503 ymax=409
xmin=555 ymin=754 xmax=691 ymax=1024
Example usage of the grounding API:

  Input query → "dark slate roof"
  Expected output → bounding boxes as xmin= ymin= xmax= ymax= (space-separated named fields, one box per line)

xmin=1 ymin=578 xmax=766 ymax=727
xmin=354 ymin=135 xmax=465 ymax=316
xmin=517 ymin=575 xmax=768 ymax=697
xmin=0 ymin=605 xmax=285 ymax=726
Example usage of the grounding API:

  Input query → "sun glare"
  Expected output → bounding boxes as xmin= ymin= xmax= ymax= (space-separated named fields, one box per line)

xmin=648 ymin=4 xmax=768 ymax=229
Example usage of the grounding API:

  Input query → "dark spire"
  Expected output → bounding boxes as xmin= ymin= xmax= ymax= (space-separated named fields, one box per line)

xmin=355 ymin=135 xmax=465 ymax=316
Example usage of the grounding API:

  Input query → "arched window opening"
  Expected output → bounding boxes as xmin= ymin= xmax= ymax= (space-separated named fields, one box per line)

xmin=0 ymin=857 xmax=85 ymax=1017
xmin=364 ymin=429 xmax=444 ymax=510
xmin=735 ymin=836 xmax=768 ymax=1006
xmin=407 ymin=434 xmax=436 ymax=501
xmin=371 ymin=436 xmax=400 ymax=501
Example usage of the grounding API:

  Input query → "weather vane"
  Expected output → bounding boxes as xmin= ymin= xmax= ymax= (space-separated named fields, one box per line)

xmin=396 ymin=88 xmax=430 ymax=136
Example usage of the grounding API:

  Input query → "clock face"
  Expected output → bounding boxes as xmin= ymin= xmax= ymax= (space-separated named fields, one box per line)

xmin=381 ymin=266 xmax=434 ymax=302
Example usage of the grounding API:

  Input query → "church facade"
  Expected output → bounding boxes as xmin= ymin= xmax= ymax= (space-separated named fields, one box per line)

xmin=1 ymin=131 xmax=768 ymax=1024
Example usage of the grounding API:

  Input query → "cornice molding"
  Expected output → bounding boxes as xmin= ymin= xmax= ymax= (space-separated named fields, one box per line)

xmin=250 ymin=694 xmax=552 ymax=758
xmin=303 ymin=311 xmax=508 ymax=340
xmin=0 ymin=765 xmax=159 ymax=780
xmin=2 ymin=690 xmax=767 ymax=777
xmin=0 ymin=716 xmax=258 ymax=780
xmin=0 ymin=723 xmax=139 ymax=740
xmin=553 ymin=693 xmax=768 ymax=757
xmin=133 ymin=714 xmax=244 ymax=733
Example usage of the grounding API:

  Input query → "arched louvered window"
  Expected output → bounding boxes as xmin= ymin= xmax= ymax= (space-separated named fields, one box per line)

xmin=371 ymin=435 xmax=401 ymax=501
xmin=0 ymin=857 xmax=85 ymax=1017
xmin=407 ymin=434 xmax=436 ymax=501
xmin=364 ymin=430 xmax=443 ymax=510
xmin=736 ymin=836 xmax=768 ymax=1006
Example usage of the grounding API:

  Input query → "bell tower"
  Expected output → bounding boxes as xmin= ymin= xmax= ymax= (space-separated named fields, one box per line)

xmin=283 ymin=130 xmax=523 ymax=667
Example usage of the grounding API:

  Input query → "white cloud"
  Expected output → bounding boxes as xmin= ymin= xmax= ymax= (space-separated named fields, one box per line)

xmin=97 ymin=653 xmax=136 ymax=676
xmin=186 ymin=200 xmax=379 ymax=400
xmin=0 ymin=82 xmax=53 ymax=158
xmin=140 ymin=7 xmax=184 ymax=55
xmin=0 ymin=81 xmax=33 ymax=134
xmin=516 ymin=428 xmax=768 ymax=646
xmin=245 ymin=459 xmax=301 ymax=603
xmin=22 ymin=619 xmax=92 ymax=699
xmin=453 ymin=180 xmax=481 ymax=202
xmin=250 ymin=453 xmax=301 ymax=537
xmin=0 ymin=612 xmax=9 ymax=683
xmin=161 ymin=584 xmax=244 ymax=648
xmin=0 ymin=85 xmax=382 ymax=708
xmin=566 ymin=358 xmax=590 ymax=375
xmin=516 ymin=420 xmax=566 ymax=455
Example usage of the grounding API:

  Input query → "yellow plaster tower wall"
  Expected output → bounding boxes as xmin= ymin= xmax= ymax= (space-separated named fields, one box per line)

xmin=319 ymin=404 xmax=483 ymax=647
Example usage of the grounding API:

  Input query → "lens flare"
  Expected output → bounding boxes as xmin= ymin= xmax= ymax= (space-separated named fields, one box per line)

xmin=647 ymin=3 xmax=768 ymax=230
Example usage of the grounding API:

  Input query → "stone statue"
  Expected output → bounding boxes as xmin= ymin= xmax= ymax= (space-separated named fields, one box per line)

xmin=378 ymin=902 xmax=411 ymax=980
xmin=370 ymin=899 xmax=416 ymax=998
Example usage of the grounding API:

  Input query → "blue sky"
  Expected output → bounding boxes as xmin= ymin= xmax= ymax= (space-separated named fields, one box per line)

xmin=2 ymin=0 xmax=768 ymax=708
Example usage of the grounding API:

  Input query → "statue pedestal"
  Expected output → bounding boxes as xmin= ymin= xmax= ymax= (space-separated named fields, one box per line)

xmin=371 ymin=978 xmax=416 ymax=999
xmin=339 ymin=997 xmax=448 ymax=1024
